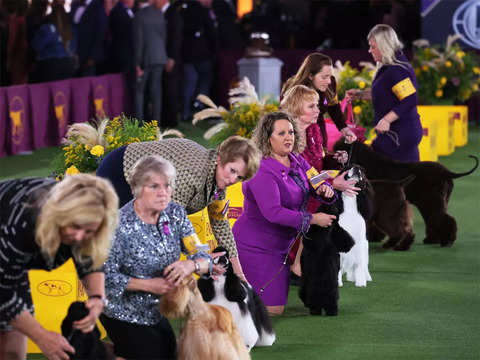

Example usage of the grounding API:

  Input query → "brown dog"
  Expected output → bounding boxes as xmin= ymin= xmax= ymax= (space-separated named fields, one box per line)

xmin=335 ymin=141 xmax=478 ymax=247
xmin=369 ymin=176 xmax=416 ymax=250
xmin=159 ymin=276 xmax=251 ymax=360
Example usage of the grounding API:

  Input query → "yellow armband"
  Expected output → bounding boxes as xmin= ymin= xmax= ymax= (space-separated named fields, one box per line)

xmin=392 ymin=78 xmax=416 ymax=100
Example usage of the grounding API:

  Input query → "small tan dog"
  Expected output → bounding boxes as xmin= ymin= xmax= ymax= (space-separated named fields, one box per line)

xmin=159 ymin=276 xmax=251 ymax=360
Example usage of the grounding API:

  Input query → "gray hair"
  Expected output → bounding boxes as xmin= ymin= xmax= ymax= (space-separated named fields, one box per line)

xmin=368 ymin=24 xmax=407 ymax=67
xmin=127 ymin=155 xmax=176 ymax=198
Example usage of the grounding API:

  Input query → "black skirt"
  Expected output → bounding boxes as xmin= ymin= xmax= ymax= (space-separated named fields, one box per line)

xmin=99 ymin=314 xmax=177 ymax=360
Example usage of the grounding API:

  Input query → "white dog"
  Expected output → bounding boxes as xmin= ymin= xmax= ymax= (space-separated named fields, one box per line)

xmin=337 ymin=166 xmax=372 ymax=287
xmin=198 ymin=247 xmax=275 ymax=351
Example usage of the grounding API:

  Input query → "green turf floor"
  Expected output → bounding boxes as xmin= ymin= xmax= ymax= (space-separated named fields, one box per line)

xmin=3 ymin=123 xmax=478 ymax=360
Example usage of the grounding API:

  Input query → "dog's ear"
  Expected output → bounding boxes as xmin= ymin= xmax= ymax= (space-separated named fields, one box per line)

xmin=224 ymin=269 xmax=247 ymax=306
xmin=197 ymin=277 xmax=215 ymax=302
xmin=61 ymin=301 xmax=88 ymax=338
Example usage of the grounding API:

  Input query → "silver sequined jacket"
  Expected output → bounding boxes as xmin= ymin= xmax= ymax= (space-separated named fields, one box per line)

xmin=124 ymin=138 xmax=238 ymax=258
xmin=103 ymin=200 xmax=206 ymax=325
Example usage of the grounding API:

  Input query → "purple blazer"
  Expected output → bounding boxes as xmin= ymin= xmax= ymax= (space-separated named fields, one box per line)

xmin=371 ymin=52 xmax=423 ymax=161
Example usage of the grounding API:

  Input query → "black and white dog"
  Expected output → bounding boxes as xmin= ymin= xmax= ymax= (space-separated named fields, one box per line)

xmin=61 ymin=301 xmax=114 ymax=360
xmin=197 ymin=247 xmax=275 ymax=351
xmin=337 ymin=165 xmax=373 ymax=288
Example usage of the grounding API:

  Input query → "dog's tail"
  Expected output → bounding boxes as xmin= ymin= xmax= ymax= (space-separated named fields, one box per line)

xmin=249 ymin=288 xmax=275 ymax=347
xmin=448 ymin=155 xmax=479 ymax=179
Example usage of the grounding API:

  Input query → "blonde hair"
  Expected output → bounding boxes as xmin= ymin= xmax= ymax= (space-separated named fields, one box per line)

xmin=35 ymin=174 xmax=119 ymax=270
xmin=252 ymin=111 xmax=300 ymax=156
xmin=217 ymin=135 xmax=261 ymax=180
xmin=127 ymin=155 xmax=177 ymax=198
xmin=280 ymin=85 xmax=319 ymax=119
xmin=368 ymin=24 xmax=407 ymax=67
xmin=281 ymin=53 xmax=335 ymax=101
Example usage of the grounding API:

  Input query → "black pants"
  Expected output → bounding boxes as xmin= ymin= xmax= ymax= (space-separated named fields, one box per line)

xmin=100 ymin=314 xmax=177 ymax=360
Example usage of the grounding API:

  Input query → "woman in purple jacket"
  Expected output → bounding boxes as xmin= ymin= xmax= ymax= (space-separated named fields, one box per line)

xmin=347 ymin=24 xmax=423 ymax=161
xmin=232 ymin=112 xmax=337 ymax=316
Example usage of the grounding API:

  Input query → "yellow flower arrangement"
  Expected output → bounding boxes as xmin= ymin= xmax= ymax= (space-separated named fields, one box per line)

xmin=353 ymin=106 xmax=362 ymax=115
xmin=413 ymin=34 xmax=480 ymax=104
xmin=334 ymin=60 xmax=375 ymax=127
xmin=90 ymin=145 xmax=105 ymax=157
xmin=65 ymin=165 xmax=80 ymax=175
xmin=53 ymin=114 xmax=183 ymax=177
xmin=193 ymin=77 xmax=279 ymax=144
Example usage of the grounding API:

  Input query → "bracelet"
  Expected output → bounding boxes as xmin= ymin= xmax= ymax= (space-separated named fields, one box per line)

xmin=89 ymin=294 xmax=106 ymax=305
xmin=193 ymin=259 xmax=201 ymax=274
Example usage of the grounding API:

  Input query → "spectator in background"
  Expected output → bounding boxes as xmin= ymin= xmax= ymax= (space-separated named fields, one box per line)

xmin=161 ymin=0 xmax=183 ymax=128
xmin=212 ymin=0 xmax=244 ymax=50
xmin=27 ymin=0 xmax=74 ymax=83
xmin=29 ymin=19 xmax=75 ymax=82
xmin=5 ymin=0 xmax=29 ymax=84
xmin=49 ymin=0 xmax=73 ymax=55
xmin=109 ymin=0 xmax=134 ymax=73
xmin=178 ymin=0 xmax=218 ymax=122
xmin=71 ymin=0 xmax=108 ymax=76
xmin=133 ymin=0 xmax=168 ymax=123
xmin=0 ymin=0 xmax=8 ymax=86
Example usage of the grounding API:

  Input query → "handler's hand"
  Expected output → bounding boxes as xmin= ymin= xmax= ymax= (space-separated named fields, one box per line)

xmin=73 ymin=297 xmax=103 ymax=333
xmin=375 ymin=118 xmax=390 ymax=133
xmin=36 ymin=329 xmax=75 ymax=360
xmin=316 ymin=184 xmax=334 ymax=198
xmin=147 ymin=277 xmax=175 ymax=295
xmin=164 ymin=260 xmax=196 ymax=286
xmin=333 ymin=150 xmax=348 ymax=164
xmin=345 ymin=89 xmax=361 ymax=101
xmin=341 ymin=127 xmax=357 ymax=144
xmin=311 ymin=212 xmax=336 ymax=228
xmin=332 ymin=171 xmax=360 ymax=196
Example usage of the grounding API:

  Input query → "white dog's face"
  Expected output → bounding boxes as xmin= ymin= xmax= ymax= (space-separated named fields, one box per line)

xmin=345 ymin=165 xmax=366 ymax=190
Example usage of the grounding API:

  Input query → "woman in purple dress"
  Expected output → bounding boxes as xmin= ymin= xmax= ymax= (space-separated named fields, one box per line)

xmin=232 ymin=111 xmax=337 ymax=316
xmin=347 ymin=24 xmax=423 ymax=161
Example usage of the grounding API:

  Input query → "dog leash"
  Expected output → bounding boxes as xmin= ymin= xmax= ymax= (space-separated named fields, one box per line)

xmin=259 ymin=233 xmax=303 ymax=294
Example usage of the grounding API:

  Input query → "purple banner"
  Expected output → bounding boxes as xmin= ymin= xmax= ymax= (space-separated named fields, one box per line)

xmin=0 ymin=88 xmax=7 ymax=157
xmin=72 ymin=77 xmax=92 ymax=124
xmin=108 ymin=74 xmax=129 ymax=117
xmin=29 ymin=83 xmax=57 ymax=149
xmin=49 ymin=79 xmax=72 ymax=140
xmin=90 ymin=75 xmax=110 ymax=118
xmin=6 ymin=85 xmax=33 ymax=155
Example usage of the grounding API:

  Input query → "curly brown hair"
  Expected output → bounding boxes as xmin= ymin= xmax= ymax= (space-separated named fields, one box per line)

xmin=251 ymin=111 xmax=300 ymax=157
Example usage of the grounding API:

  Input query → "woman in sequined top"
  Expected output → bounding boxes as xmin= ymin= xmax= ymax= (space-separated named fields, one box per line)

xmin=97 ymin=136 xmax=260 ymax=283
xmin=281 ymin=52 xmax=358 ymax=148
xmin=0 ymin=174 xmax=118 ymax=360
xmin=346 ymin=24 xmax=423 ymax=161
xmin=232 ymin=112 xmax=337 ymax=316
xmin=100 ymin=155 xmax=223 ymax=360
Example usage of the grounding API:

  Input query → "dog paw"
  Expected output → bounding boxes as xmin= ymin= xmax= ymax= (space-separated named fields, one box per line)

xmin=423 ymin=237 xmax=440 ymax=244
xmin=309 ymin=308 xmax=323 ymax=316
xmin=325 ymin=306 xmax=338 ymax=316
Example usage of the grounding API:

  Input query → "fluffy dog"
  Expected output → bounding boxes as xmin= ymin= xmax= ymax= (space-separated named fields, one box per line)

xmin=300 ymin=193 xmax=356 ymax=316
xmin=337 ymin=165 xmax=373 ymax=287
xmin=368 ymin=175 xmax=416 ymax=251
xmin=61 ymin=301 xmax=114 ymax=360
xmin=198 ymin=247 xmax=275 ymax=351
xmin=159 ymin=275 xmax=251 ymax=360
xmin=335 ymin=141 xmax=479 ymax=247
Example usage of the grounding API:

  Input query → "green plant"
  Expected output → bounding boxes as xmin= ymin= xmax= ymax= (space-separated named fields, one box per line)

xmin=52 ymin=115 xmax=182 ymax=177
xmin=412 ymin=35 xmax=480 ymax=105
